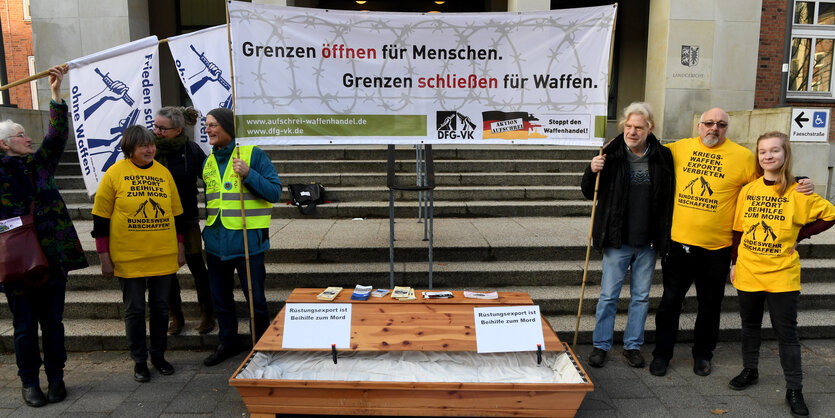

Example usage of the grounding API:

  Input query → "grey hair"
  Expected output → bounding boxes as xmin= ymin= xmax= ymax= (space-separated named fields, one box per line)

xmin=156 ymin=106 xmax=199 ymax=130
xmin=617 ymin=102 xmax=655 ymax=131
xmin=0 ymin=119 xmax=24 ymax=146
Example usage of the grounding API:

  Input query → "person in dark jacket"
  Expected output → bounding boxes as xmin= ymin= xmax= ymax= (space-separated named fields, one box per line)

xmin=200 ymin=107 xmax=282 ymax=367
xmin=153 ymin=106 xmax=215 ymax=335
xmin=580 ymin=102 xmax=675 ymax=369
xmin=0 ymin=65 xmax=88 ymax=407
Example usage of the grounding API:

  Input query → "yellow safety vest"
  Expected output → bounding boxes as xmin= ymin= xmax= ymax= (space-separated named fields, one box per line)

xmin=203 ymin=145 xmax=272 ymax=229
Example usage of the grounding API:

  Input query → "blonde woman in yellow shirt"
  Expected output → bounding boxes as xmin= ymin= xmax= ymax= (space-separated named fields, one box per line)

xmin=728 ymin=131 xmax=835 ymax=417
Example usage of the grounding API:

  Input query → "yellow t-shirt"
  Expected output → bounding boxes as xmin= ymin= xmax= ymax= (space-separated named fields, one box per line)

xmin=92 ymin=159 xmax=184 ymax=278
xmin=732 ymin=178 xmax=835 ymax=292
xmin=668 ymin=137 xmax=757 ymax=250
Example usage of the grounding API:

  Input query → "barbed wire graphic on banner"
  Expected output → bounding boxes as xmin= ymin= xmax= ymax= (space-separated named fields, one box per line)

xmin=229 ymin=7 xmax=612 ymax=114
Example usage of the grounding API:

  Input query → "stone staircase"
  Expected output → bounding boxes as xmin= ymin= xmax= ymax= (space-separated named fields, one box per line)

xmin=3 ymin=144 xmax=835 ymax=352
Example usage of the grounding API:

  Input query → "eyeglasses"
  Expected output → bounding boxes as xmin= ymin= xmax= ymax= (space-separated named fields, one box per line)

xmin=700 ymin=121 xmax=728 ymax=129
xmin=152 ymin=124 xmax=175 ymax=132
xmin=7 ymin=132 xmax=26 ymax=139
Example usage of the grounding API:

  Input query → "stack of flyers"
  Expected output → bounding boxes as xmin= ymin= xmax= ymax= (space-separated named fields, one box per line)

xmin=316 ymin=287 xmax=343 ymax=301
xmin=350 ymin=284 xmax=373 ymax=301
xmin=422 ymin=291 xmax=454 ymax=299
xmin=391 ymin=286 xmax=416 ymax=300
xmin=371 ymin=289 xmax=390 ymax=298
xmin=463 ymin=291 xmax=499 ymax=300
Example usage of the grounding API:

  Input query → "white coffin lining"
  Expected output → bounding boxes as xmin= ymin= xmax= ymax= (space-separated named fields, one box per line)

xmin=236 ymin=350 xmax=585 ymax=384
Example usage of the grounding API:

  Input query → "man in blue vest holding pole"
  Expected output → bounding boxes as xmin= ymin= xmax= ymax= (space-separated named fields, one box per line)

xmin=200 ymin=108 xmax=282 ymax=367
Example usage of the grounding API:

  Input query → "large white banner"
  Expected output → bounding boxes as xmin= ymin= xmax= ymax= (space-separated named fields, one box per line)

xmin=68 ymin=36 xmax=161 ymax=196
xmin=228 ymin=2 xmax=616 ymax=146
xmin=167 ymin=25 xmax=233 ymax=154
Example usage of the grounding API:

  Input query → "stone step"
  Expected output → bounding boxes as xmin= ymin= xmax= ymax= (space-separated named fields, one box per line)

xmin=67 ymin=218 xmax=835 ymax=263
xmin=70 ymin=219 xmax=835 ymax=263
xmin=57 ymin=185 xmax=585 ymax=204
xmin=65 ymin=200 xmax=595 ymax=220
xmin=55 ymin=172 xmax=585 ymax=189
xmin=55 ymin=159 xmax=592 ymax=176
xmin=10 ymin=280 xmax=835 ymax=321
xmin=549 ymin=309 xmax=835 ymax=344
xmin=63 ymin=258 xmax=835 ymax=291
xmin=4 ymin=309 xmax=833 ymax=352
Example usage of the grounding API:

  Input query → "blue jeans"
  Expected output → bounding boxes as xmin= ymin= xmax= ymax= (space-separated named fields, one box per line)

xmin=593 ymin=244 xmax=656 ymax=351
xmin=207 ymin=252 xmax=269 ymax=347
xmin=118 ymin=275 xmax=172 ymax=363
xmin=3 ymin=269 xmax=67 ymax=386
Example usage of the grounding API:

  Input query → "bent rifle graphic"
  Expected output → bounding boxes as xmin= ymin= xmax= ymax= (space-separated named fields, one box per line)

xmin=87 ymin=108 xmax=141 ymax=172
xmin=189 ymin=45 xmax=231 ymax=94
xmin=684 ymin=177 xmax=698 ymax=194
xmin=746 ymin=222 xmax=759 ymax=241
xmin=699 ymin=176 xmax=714 ymax=196
xmin=148 ymin=198 xmax=166 ymax=218
xmin=134 ymin=199 xmax=149 ymax=218
xmin=761 ymin=221 xmax=777 ymax=241
xmin=83 ymin=68 xmax=135 ymax=119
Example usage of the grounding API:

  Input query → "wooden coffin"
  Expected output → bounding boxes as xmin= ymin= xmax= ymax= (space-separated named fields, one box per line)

xmin=230 ymin=288 xmax=593 ymax=417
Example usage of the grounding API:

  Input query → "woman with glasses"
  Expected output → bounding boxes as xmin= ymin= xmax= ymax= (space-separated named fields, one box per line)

xmin=152 ymin=107 xmax=214 ymax=336
xmin=0 ymin=65 xmax=87 ymax=407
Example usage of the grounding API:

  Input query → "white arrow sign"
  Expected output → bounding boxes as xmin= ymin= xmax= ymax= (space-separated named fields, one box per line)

xmin=790 ymin=108 xmax=830 ymax=142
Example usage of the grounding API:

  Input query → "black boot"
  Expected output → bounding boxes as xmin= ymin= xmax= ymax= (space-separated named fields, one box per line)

xmin=22 ymin=386 xmax=47 ymax=407
xmin=728 ymin=368 xmax=758 ymax=390
xmin=47 ymin=380 xmax=67 ymax=403
xmin=786 ymin=389 xmax=809 ymax=417
xmin=203 ymin=344 xmax=242 ymax=367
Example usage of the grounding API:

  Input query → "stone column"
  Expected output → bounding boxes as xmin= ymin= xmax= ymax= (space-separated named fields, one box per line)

xmin=30 ymin=0 xmax=149 ymax=109
xmin=645 ymin=0 xmax=762 ymax=140
xmin=507 ymin=0 xmax=549 ymax=12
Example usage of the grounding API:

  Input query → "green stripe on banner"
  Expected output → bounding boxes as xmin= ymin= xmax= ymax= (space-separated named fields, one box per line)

xmin=237 ymin=114 xmax=427 ymax=137
xmin=594 ymin=115 xmax=607 ymax=138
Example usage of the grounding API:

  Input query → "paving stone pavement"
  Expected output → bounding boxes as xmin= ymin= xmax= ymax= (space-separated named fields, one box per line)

xmin=0 ymin=339 xmax=833 ymax=417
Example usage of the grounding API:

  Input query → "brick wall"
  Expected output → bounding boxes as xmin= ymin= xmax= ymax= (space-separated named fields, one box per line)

xmin=0 ymin=0 xmax=34 ymax=109
xmin=756 ymin=0 xmax=835 ymax=141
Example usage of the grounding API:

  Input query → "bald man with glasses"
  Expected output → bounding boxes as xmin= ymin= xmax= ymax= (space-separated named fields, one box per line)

xmin=650 ymin=108 xmax=814 ymax=377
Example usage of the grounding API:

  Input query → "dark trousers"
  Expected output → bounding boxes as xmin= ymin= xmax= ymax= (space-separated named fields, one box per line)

xmin=169 ymin=223 xmax=214 ymax=321
xmin=653 ymin=241 xmax=731 ymax=361
xmin=169 ymin=252 xmax=214 ymax=320
xmin=3 ymin=269 xmax=67 ymax=386
xmin=207 ymin=252 xmax=269 ymax=347
xmin=738 ymin=290 xmax=802 ymax=390
xmin=118 ymin=275 xmax=172 ymax=363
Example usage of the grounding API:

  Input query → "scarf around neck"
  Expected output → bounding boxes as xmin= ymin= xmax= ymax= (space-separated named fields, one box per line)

xmin=153 ymin=133 xmax=189 ymax=168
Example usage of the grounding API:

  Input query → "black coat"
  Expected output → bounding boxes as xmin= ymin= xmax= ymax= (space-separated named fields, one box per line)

xmin=580 ymin=133 xmax=675 ymax=253
xmin=0 ymin=101 xmax=88 ymax=276
xmin=157 ymin=138 xmax=206 ymax=223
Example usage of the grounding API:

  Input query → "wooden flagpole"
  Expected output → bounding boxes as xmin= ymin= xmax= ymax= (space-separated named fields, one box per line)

xmin=573 ymin=146 xmax=603 ymax=350
xmin=224 ymin=1 xmax=256 ymax=348
xmin=0 ymin=37 xmax=172 ymax=91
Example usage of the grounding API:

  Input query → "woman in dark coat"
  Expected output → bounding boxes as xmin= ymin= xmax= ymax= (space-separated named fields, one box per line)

xmin=0 ymin=65 xmax=88 ymax=407
xmin=152 ymin=106 xmax=214 ymax=335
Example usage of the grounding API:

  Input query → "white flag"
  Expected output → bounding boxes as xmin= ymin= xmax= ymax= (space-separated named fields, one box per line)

xmin=167 ymin=25 xmax=233 ymax=155
xmin=68 ymin=36 xmax=161 ymax=196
